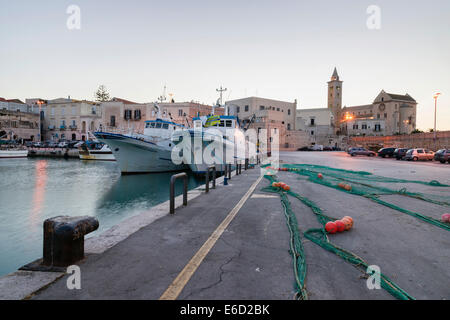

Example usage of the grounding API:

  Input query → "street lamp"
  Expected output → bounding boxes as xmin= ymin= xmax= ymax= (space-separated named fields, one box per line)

xmin=433 ymin=93 xmax=441 ymax=142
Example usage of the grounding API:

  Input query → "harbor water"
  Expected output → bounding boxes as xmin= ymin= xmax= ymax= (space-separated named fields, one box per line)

xmin=0 ymin=158 xmax=203 ymax=277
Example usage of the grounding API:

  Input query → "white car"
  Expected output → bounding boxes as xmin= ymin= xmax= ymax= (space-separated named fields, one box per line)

xmin=57 ymin=141 xmax=68 ymax=148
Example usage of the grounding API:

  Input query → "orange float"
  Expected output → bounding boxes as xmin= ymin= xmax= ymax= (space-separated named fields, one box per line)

xmin=325 ymin=221 xmax=337 ymax=234
xmin=335 ymin=220 xmax=345 ymax=232
xmin=341 ymin=218 xmax=352 ymax=231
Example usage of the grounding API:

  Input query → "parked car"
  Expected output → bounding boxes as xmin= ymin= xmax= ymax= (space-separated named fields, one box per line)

xmin=393 ymin=148 xmax=410 ymax=160
xmin=310 ymin=144 xmax=324 ymax=151
xmin=377 ymin=147 xmax=396 ymax=158
xmin=57 ymin=141 xmax=68 ymax=148
xmin=44 ymin=141 xmax=58 ymax=148
xmin=404 ymin=148 xmax=434 ymax=161
xmin=68 ymin=140 xmax=81 ymax=149
xmin=434 ymin=149 xmax=450 ymax=163
xmin=349 ymin=147 xmax=376 ymax=157
xmin=32 ymin=141 xmax=42 ymax=147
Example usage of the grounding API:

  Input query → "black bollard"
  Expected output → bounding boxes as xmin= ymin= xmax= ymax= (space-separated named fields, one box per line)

xmin=43 ymin=216 xmax=99 ymax=267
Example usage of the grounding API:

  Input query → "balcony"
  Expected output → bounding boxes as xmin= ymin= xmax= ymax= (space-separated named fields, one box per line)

xmin=69 ymin=125 xmax=77 ymax=130
xmin=48 ymin=125 xmax=55 ymax=130
xmin=60 ymin=125 xmax=67 ymax=131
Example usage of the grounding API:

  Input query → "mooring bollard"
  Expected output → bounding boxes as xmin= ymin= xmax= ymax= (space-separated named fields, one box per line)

xmin=224 ymin=164 xmax=228 ymax=186
xmin=43 ymin=216 xmax=99 ymax=267
xmin=205 ymin=166 xmax=216 ymax=193
xmin=170 ymin=172 xmax=188 ymax=214
xmin=228 ymin=164 xmax=232 ymax=179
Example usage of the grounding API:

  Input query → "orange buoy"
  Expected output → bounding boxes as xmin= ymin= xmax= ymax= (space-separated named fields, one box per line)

xmin=283 ymin=185 xmax=290 ymax=191
xmin=343 ymin=216 xmax=353 ymax=225
xmin=317 ymin=173 xmax=323 ymax=179
xmin=341 ymin=218 xmax=352 ymax=231
xmin=272 ymin=182 xmax=279 ymax=188
xmin=344 ymin=184 xmax=352 ymax=191
xmin=335 ymin=220 xmax=345 ymax=232
xmin=337 ymin=182 xmax=345 ymax=189
xmin=325 ymin=221 xmax=337 ymax=234
xmin=442 ymin=213 xmax=450 ymax=223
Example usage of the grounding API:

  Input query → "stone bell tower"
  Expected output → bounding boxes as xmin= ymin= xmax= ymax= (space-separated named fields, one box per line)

xmin=327 ymin=67 xmax=343 ymax=132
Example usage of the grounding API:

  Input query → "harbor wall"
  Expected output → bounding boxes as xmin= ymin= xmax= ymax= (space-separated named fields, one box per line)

xmin=350 ymin=130 xmax=450 ymax=150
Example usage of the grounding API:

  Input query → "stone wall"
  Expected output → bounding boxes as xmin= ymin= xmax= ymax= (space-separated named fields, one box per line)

xmin=350 ymin=131 xmax=450 ymax=151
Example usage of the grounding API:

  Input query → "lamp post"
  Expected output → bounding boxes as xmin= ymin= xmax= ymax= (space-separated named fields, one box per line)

xmin=433 ymin=93 xmax=441 ymax=142
xmin=343 ymin=112 xmax=353 ymax=147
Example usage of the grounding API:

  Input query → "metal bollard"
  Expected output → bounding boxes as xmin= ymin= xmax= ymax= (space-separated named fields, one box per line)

xmin=205 ymin=166 xmax=216 ymax=193
xmin=228 ymin=164 xmax=232 ymax=179
xmin=170 ymin=172 xmax=188 ymax=214
xmin=245 ymin=158 xmax=249 ymax=170
xmin=224 ymin=164 xmax=228 ymax=186
xmin=43 ymin=216 xmax=99 ymax=267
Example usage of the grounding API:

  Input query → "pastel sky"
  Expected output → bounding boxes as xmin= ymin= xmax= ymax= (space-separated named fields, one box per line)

xmin=1 ymin=0 xmax=449 ymax=130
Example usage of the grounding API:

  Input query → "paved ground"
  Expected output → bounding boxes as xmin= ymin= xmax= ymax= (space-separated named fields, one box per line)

xmin=32 ymin=152 xmax=450 ymax=300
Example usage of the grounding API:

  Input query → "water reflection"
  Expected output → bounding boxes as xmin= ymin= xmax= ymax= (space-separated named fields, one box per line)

xmin=31 ymin=160 xmax=48 ymax=223
xmin=0 ymin=158 xmax=204 ymax=277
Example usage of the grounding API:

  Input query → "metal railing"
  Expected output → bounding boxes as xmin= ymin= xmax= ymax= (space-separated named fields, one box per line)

xmin=205 ymin=166 xmax=216 ymax=193
xmin=170 ymin=172 xmax=188 ymax=214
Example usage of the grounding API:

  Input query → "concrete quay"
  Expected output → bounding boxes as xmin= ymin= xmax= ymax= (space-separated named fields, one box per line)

xmin=1 ymin=152 xmax=449 ymax=300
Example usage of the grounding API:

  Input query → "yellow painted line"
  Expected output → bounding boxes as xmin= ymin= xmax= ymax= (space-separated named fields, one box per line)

xmin=159 ymin=174 xmax=264 ymax=300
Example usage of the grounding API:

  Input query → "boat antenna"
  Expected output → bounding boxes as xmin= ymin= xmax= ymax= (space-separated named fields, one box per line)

xmin=216 ymin=86 xmax=227 ymax=106
xmin=157 ymin=85 xmax=167 ymax=103
xmin=153 ymin=103 xmax=162 ymax=119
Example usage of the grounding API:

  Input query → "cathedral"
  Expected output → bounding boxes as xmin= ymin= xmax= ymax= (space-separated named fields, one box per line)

xmin=327 ymin=68 xmax=418 ymax=136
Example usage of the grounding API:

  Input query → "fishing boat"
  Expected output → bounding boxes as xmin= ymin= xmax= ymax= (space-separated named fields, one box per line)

xmin=78 ymin=141 xmax=115 ymax=161
xmin=0 ymin=149 xmax=28 ymax=158
xmin=172 ymin=107 xmax=256 ymax=174
xmin=94 ymin=105 xmax=188 ymax=174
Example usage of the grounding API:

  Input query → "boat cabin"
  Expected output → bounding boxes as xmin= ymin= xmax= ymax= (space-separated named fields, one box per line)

xmin=144 ymin=119 xmax=184 ymax=137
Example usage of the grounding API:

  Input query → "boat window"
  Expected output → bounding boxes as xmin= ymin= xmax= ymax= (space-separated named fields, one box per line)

xmin=162 ymin=123 xmax=169 ymax=129
xmin=155 ymin=123 xmax=162 ymax=128
xmin=150 ymin=122 xmax=156 ymax=128
xmin=219 ymin=120 xmax=225 ymax=127
xmin=226 ymin=120 xmax=233 ymax=127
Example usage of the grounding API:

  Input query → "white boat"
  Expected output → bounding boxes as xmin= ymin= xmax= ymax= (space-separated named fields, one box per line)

xmin=78 ymin=141 xmax=116 ymax=161
xmin=0 ymin=149 xmax=28 ymax=158
xmin=172 ymin=112 xmax=256 ymax=174
xmin=94 ymin=108 xmax=188 ymax=173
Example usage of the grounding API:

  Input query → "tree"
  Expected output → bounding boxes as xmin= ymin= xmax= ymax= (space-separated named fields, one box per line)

xmin=95 ymin=85 xmax=110 ymax=102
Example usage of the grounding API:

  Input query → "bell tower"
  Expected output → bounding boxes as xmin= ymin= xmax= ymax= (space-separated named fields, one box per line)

xmin=327 ymin=67 xmax=343 ymax=131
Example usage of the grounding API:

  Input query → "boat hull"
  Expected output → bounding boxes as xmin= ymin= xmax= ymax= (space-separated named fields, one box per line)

xmin=94 ymin=132 xmax=187 ymax=173
xmin=0 ymin=150 xmax=28 ymax=158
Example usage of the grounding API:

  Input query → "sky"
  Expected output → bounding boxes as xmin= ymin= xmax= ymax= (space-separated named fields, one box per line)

xmin=1 ymin=0 xmax=449 ymax=131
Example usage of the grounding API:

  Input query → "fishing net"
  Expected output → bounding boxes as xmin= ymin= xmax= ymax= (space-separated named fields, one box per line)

xmin=261 ymin=164 xmax=450 ymax=300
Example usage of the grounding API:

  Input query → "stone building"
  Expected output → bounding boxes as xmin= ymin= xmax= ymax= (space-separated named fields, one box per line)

xmin=0 ymin=98 xmax=39 ymax=141
xmin=296 ymin=68 xmax=418 ymax=146
xmin=225 ymin=96 xmax=298 ymax=148
xmin=340 ymin=91 xmax=417 ymax=136
xmin=39 ymin=98 xmax=102 ymax=141
xmin=100 ymin=99 xmax=222 ymax=134
xmin=296 ymin=108 xmax=338 ymax=147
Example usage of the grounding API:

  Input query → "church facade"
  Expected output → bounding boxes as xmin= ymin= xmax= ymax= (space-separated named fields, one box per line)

xmin=327 ymin=68 xmax=418 ymax=136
